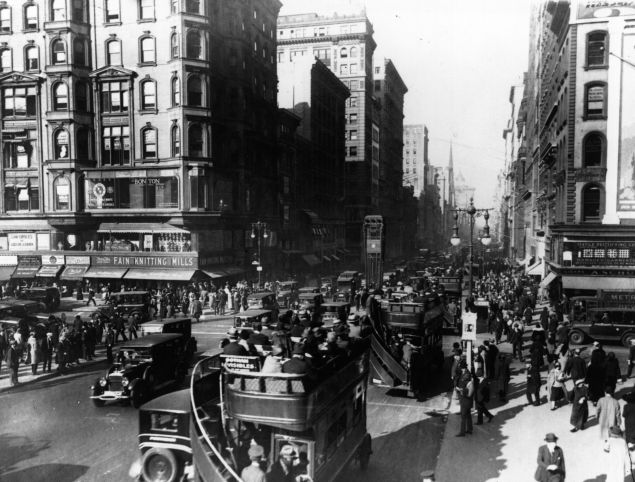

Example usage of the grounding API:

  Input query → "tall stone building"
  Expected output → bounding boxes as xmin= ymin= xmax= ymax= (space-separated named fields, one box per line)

xmin=277 ymin=11 xmax=377 ymax=259
xmin=403 ymin=125 xmax=428 ymax=196
xmin=0 ymin=0 xmax=282 ymax=284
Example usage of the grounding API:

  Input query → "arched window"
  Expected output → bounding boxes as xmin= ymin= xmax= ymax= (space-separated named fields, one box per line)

xmin=340 ymin=47 xmax=348 ymax=58
xmin=53 ymin=176 xmax=71 ymax=211
xmin=52 ymin=38 xmax=66 ymax=64
xmin=582 ymin=184 xmax=602 ymax=222
xmin=73 ymin=38 xmax=86 ymax=66
xmin=140 ymin=36 xmax=155 ymax=64
xmin=171 ymin=76 xmax=180 ymax=106
xmin=0 ymin=49 xmax=11 ymax=72
xmin=106 ymin=40 xmax=121 ymax=66
xmin=0 ymin=7 xmax=11 ymax=33
xmin=53 ymin=82 xmax=68 ymax=110
xmin=585 ymin=82 xmax=607 ymax=118
xmin=76 ymin=81 xmax=89 ymax=112
xmin=25 ymin=46 xmax=39 ymax=71
xmin=583 ymin=132 xmax=604 ymax=167
xmin=349 ymin=46 xmax=357 ymax=57
xmin=76 ymin=127 xmax=90 ymax=160
xmin=72 ymin=0 xmax=85 ymax=23
xmin=188 ymin=124 xmax=204 ymax=157
xmin=587 ymin=31 xmax=608 ymax=66
xmin=141 ymin=126 xmax=157 ymax=158
xmin=140 ymin=80 xmax=156 ymax=110
xmin=171 ymin=124 xmax=180 ymax=156
xmin=54 ymin=129 xmax=70 ymax=159
xmin=24 ymin=4 xmax=38 ymax=30
xmin=186 ymin=30 xmax=201 ymax=59
xmin=185 ymin=0 xmax=200 ymax=14
xmin=170 ymin=33 xmax=179 ymax=59
xmin=187 ymin=75 xmax=202 ymax=106
xmin=51 ymin=0 xmax=66 ymax=21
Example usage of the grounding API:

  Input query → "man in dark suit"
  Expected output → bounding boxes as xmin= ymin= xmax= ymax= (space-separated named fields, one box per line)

xmin=564 ymin=348 xmax=586 ymax=381
xmin=534 ymin=433 xmax=565 ymax=481
xmin=5 ymin=339 xmax=19 ymax=386
xmin=455 ymin=361 xmax=474 ymax=436
xmin=222 ymin=328 xmax=248 ymax=356
xmin=282 ymin=344 xmax=310 ymax=374
xmin=247 ymin=323 xmax=270 ymax=347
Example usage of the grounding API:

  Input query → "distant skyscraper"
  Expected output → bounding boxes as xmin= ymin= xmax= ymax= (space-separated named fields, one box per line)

xmin=403 ymin=125 xmax=428 ymax=196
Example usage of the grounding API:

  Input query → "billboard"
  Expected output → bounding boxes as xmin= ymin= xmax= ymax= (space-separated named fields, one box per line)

xmin=577 ymin=2 xmax=635 ymax=19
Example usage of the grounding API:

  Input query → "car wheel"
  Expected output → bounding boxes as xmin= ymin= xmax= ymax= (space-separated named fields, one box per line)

xmin=622 ymin=332 xmax=635 ymax=348
xmin=569 ymin=330 xmax=586 ymax=345
xmin=141 ymin=447 xmax=178 ymax=482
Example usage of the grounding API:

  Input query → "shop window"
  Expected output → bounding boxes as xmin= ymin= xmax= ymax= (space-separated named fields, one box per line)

xmin=105 ymin=0 xmax=120 ymax=23
xmin=587 ymin=31 xmax=607 ymax=67
xmin=54 ymin=176 xmax=70 ymax=211
xmin=100 ymin=81 xmax=128 ymax=113
xmin=85 ymin=176 xmax=178 ymax=210
xmin=72 ymin=0 xmax=85 ymax=22
xmin=186 ymin=30 xmax=202 ymax=59
xmin=0 ymin=48 xmax=11 ymax=72
xmin=190 ymin=176 xmax=207 ymax=209
xmin=171 ymin=124 xmax=180 ymax=156
xmin=76 ymin=81 xmax=89 ymax=112
xmin=76 ymin=127 xmax=90 ymax=160
xmin=51 ymin=0 xmax=66 ymax=21
xmin=25 ymin=45 xmax=38 ymax=71
xmin=73 ymin=38 xmax=86 ymax=66
xmin=187 ymin=75 xmax=202 ymax=106
xmin=185 ymin=0 xmax=200 ymax=14
xmin=582 ymin=184 xmax=602 ymax=222
xmin=2 ymin=86 xmax=37 ymax=117
xmin=170 ymin=33 xmax=179 ymax=59
xmin=5 ymin=184 xmax=38 ymax=212
xmin=3 ymin=130 xmax=36 ymax=167
xmin=24 ymin=4 xmax=38 ymax=30
xmin=139 ymin=36 xmax=155 ymax=64
xmin=139 ymin=0 xmax=154 ymax=20
xmin=141 ymin=126 xmax=157 ymax=158
xmin=54 ymin=129 xmax=70 ymax=159
xmin=0 ymin=7 xmax=11 ymax=33
xmin=106 ymin=39 xmax=121 ymax=65
xmin=51 ymin=38 xmax=66 ymax=64
xmin=52 ymin=82 xmax=68 ymax=110
xmin=140 ymin=80 xmax=156 ymax=110
xmin=101 ymin=125 xmax=130 ymax=165
xmin=585 ymin=83 xmax=607 ymax=119
xmin=171 ymin=76 xmax=180 ymax=106
xmin=583 ymin=132 xmax=604 ymax=167
xmin=188 ymin=124 xmax=204 ymax=157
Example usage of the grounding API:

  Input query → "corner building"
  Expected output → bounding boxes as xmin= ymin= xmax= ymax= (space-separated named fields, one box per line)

xmin=0 ymin=0 xmax=282 ymax=285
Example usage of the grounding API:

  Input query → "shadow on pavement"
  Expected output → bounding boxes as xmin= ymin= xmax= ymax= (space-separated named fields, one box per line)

xmin=2 ymin=363 xmax=106 ymax=394
xmin=1 ymin=463 xmax=89 ymax=482
xmin=0 ymin=433 xmax=51 ymax=476
xmin=582 ymin=476 xmax=608 ymax=482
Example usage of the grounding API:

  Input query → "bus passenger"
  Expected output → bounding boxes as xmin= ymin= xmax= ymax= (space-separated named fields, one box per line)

xmin=261 ymin=345 xmax=283 ymax=374
xmin=282 ymin=344 xmax=310 ymax=374
xmin=267 ymin=444 xmax=299 ymax=482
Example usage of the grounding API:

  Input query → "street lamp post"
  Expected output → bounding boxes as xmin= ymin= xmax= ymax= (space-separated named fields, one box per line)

xmin=250 ymin=221 xmax=269 ymax=290
xmin=450 ymin=198 xmax=491 ymax=371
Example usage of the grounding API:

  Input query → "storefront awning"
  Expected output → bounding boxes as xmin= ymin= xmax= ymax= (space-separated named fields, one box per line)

xmin=12 ymin=265 xmax=39 ymax=279
xmin=331 ymin=254 xmax=340 ymax=261
xmin=202 ymin=269 xmax=228 ymax=279
xmin=97 ymin=222 xmax=189 ymax=234
xmin=540 ymin=272 xmax=559 ymax=289
xmin=323 ymin=256 xmax=331 ymax=262
xmin=0 ymin=266 xmax=15 ymax=281
xmin=526 ymin=260 xmax=544 ymax=277
xmin=60 ymin=265 xmax=89 ymax=280
xmin=301 ymin=254 xmax=320 ymax=267
xmin=83 ymin=267 xmax=128 ymax=279
xmin=124 ymin=269 xmax=196 ymax=281
xmin=36 ymin=265 xmax=63 ymax=277
xmin=562 ymin=275 xmax=635 ymax=291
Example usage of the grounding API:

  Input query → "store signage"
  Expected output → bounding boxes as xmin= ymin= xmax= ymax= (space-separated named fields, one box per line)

xmin=220 ymin=355 xmax=261 ymax=372
xmin=462 ymin=312 xmax=477 ymax=341
xmin=17 ymin=255 xmax=40 ymax=266
xmin=85 ymin=177 xmax=179 ymax=210
xmin=8 ymin=233 xmax=36 ymax=251
xmin=563 ymin=241 xmax=635 ymax=267
xmin=600 ymin=291 xmax=635 ymax=307
xmin=0 ymin=255 xmax=18 ymax=266
xmin=578 ymin=2 xmax=635 ymax=19
xmin=91 ymin=254 xmax=198 ymax=269
xmin=42 ymin=254 xmax=65 ymax=265
xmin=562 ymin=267 xmax=635 ymax=277
xmin=65 ymin=255 xmax=90 ymax=265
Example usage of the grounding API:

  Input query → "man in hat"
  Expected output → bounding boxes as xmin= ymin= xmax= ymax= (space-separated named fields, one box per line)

xmin=267 ymin=444 xmax=298 ymax=482
xmin=534 ymin=433 xmax=565 ymax=482
xmin=282 ymin=344 xmax=310 ymax=375
xmin=526 ymin=362 xmax=542 ymax=406
xmin=455 ymin=361 xmax=474 ymax=436
xmin=347 ymin=315 xmax=362 ymax=339
xmin=222 ymin=328 xmax=248 ymax=356
xmin=240 ymin=443 xmax=266 ymax=482
xmin=247 ymin=323 xmax=270 ymax=347
xmin=564 ymin=348 xmax=586 ymax=382
xmin=5 ymin=338 xmax=19 ymax=385
xmin=569 ymin=378 xmax=588 ymax=432
xmin=597 ymin=386 xmax=622 ymax=446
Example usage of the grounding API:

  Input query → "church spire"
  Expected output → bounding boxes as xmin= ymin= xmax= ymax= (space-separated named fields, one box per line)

xmin=449 ymin=142 xmax=454 ymax=169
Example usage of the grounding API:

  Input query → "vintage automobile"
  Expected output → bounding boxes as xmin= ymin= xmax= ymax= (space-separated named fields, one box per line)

xmin=276 ymin=281 xmax=298 ymax=309
xmin=321 ymin=301 xmax=351 ymax=327
xmin=139 ymin=317 xmax=197 ymax=358
xmin=246 ymin=291 xmax=278 ymax=310
xmin=297 ymin=292 xmax=324 ymax=314
xmin=17 ymin=286 xmax=60 ymax=311
xmin=107 ymin=290 xmax=152 ymax=321
xmin=233 ymin=309 xmax=275 ymax=330
xmin=90 ymin=333 xmax=191 ymax=408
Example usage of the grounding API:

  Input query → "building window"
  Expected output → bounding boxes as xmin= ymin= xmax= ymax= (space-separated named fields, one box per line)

xmin=0 ymin=7 xmax=11 ymax=33
xmin=187 ymin=75 xmax=202 ymax=106
xmin=171 ymin=76 xmax=180 ymax=106
xmin=140 ymin=80 xmax=156 ymax=110
xmin=139 ymin=0 xmax=154 ymax=20
xmin=105 ymin=0 xmax=120 ymax=23
xmin=53 ymin=82 xmax=68 ymax=110
xmin=171 ymin=124 xmax=180 ymax=156
xmin=51 ymin=0 xmax=66 ymax=21
xmin=102 ymin=126 xmax=130 ymax=165
xmin=76 ymin=127 xmax=90 ymax=160
xmin=349 ymin=146 xmax=357 ymax=156
xmin=583 ymin=132 xmax=604 ymax=167
xmin=186 ymin=30 xmax=202 ymax=59
xmin=5 ymin=183 xmax=38 ymax=212
xmin=170 ymin=33 xmax=179 ymax=59
xmin=141 ymin=126 xmax=157 ymax=158
xmin=340 ymin=64 xmax=348 ymax=75
xmin=54 ymin=129 xmax=70 ymax=159
xmin=349 ymin=113 xmax=357 ymax=124
xmin=54 ymin=176 xmax=70 ymax=211
xmin=189 ymin=175 xmax=207 ymax=209
xmin=585 ymin=83 xmax=607 ymax=118
xmin=106 ymin=39 xmax=121 ymax=65
xmin=171 ymin=0 xmax=179 ymax=14
xmin=72 ymin=0 xmax=85 ymax=22
xmin=350 ymin=63 xmax=358 ymax=74
xmin=582 ymin=184 xmax=602 ymax=222
xmin=73 ymin=38 xmax=86 ymax=66
xmin=587 ymin=31 xmax=608 ymax=67
xmin=340 ymin=47 xmax=348 ymax=58
xmin=75 ymin=81 xmax=89 ymax=111
xmin=24 ymin=4 xmax=38 ymax=30
xmin=140 ymin=36 xmax=155 ymax=63
xmin=188 ymin=124 xmax=204 ymax=157
xmin=51 ymin=38 xmax=66 ymax=64
xmin=25 ymin=46 xmax=38 ymax=70
xmin=2 ymin=86 xmax=36 ymax=117
xmin=350 ymin=130 xmax=358 ymax=140
xmin=185 ymin=0 xmax=200 ymax=14
xmin=3 ymin=129 xmax=36 ymax=167
xmin=0 ymin=48 xmax=11 ymax=71
xmin=100 ymin=81 xmax=129 ymax=113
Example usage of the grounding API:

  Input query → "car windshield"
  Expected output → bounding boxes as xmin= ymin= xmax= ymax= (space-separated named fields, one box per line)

xmin=118 ymin=348 xmax=152 ymax=365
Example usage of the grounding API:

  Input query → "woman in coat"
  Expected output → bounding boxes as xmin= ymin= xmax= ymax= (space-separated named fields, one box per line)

xmin=546 ymin=362 xmax=566 ymax=410
xmin=27 ymin=331 xmax=40 ymax=375
xmin=622 ymin=391 xmax=635 ymax=449
xmin=569 ymin=378 xmax=588 ymax=432
xmin=605 ymin=426 xmax=633 ymax=482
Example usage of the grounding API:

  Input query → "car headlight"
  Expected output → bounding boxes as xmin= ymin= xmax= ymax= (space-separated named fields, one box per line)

xmin=121 ymin=377 xmax=130 ymax=387
xmin=99 ymin=378 xmax=107 ymax=387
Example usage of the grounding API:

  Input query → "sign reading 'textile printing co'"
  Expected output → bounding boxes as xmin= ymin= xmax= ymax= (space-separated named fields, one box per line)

xmin=619 ymin=33 xmax=635 ymax=212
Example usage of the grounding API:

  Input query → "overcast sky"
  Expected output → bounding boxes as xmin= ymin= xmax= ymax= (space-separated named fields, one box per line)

xmin=279 ymin=0 xmax=531 ymax=207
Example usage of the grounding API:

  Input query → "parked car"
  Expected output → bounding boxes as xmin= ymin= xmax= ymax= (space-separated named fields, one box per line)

xmin=90 ymin=333 xmax=191 ymax=408
xmin=18 ymin=287 xmax=60 ymax=310
xmin=234 ymin=309 xmax=276 ymax=330
xmin=107 ymin=290 xmax=151 ymax=321
xmin=139 ymin=316 xmax=197 ymax=358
